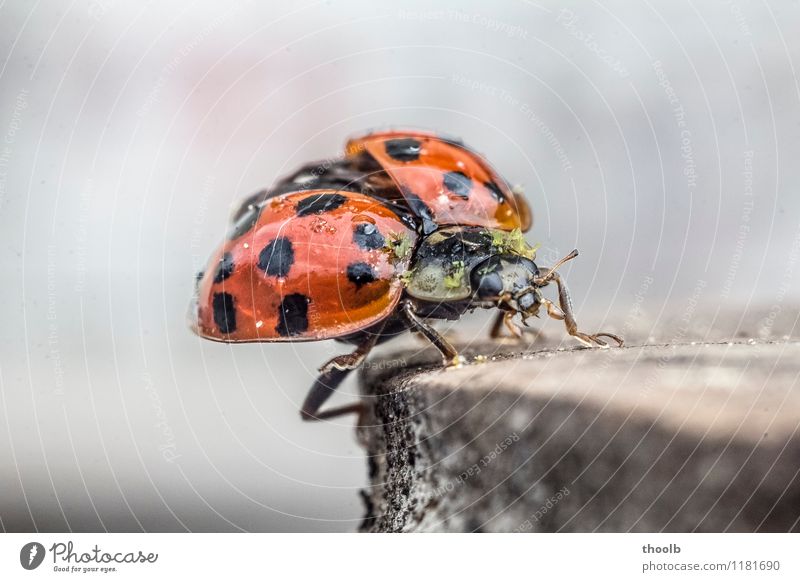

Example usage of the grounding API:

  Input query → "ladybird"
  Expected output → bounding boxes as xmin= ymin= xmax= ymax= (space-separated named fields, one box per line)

xmin=190 ymin=130 xmax=622 ymax=421
xmin=230 ymin=129 xmax=532 ymax=236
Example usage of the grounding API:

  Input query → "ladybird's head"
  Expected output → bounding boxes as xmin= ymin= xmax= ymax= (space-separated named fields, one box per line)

xmin=470 ymin=247 xmax=579 ymax=318
xmin=470 ymin=254 xmax=541 ymax=314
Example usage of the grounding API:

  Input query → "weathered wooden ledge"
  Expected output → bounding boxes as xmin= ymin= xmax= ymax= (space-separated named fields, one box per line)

xmin=356 ymin=339 xmax=800 ymax=532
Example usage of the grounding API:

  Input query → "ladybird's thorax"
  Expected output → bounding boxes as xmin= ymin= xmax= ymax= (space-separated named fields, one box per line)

xmin=404 ymin=226 xmax=539 ymax=305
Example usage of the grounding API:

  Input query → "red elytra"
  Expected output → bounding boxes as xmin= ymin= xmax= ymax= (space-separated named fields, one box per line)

xmin=346 ymin=129 xmax=532 ymax=234
xmin=193 ymin=190 xmax=417 ymax=343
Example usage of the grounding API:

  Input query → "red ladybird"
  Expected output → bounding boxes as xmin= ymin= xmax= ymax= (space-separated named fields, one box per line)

xmin=191 ymin=130 xmax=622 ymax=421
xmin=194 ymin=190 xmax=417 ymax=343
xmin=345 ymin=129 xmax=532 ymax=233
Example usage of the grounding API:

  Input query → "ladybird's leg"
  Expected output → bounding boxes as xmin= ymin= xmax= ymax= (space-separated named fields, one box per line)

xmin=499 ymin=311 xmax=523 ymax=338
xmin=400 ymin=301 xmax=463 ymax=366
xmin=489 ymin=307 xmax=545 ymax=343
xmin=489 ymin=310 xmax=507 ymax=339
xmin=317 ymin=330 xmax=381 ymax=374
xmin=300 ymin=331 xmax=383 ymax=422
xmin=301 ymin=321 xmax=389 ymax=421
xmin=488 ymin=297 xmax=521 ymax=339
xmin=540 ymin=296 xmax=598 ymax=347
xmin=299 ymin=367 xmax=365 ymax=422
xmin=542 ymin=297 xmax=565 ymax=321
xmin=547 ymin=272 xmax=624 ymax=348
xmin=488 ymin=310 xmax=521 ymax=341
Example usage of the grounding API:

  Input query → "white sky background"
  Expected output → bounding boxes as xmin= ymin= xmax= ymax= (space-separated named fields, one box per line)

xmin=0 ymin=0 xmax=799 ymax=531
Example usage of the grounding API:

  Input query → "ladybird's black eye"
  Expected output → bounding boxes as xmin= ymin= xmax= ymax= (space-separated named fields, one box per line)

xmin=471 ymin=265 xmax=504 ymax=299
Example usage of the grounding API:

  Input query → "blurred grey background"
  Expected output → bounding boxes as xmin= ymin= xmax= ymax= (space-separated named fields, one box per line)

xmin=0 ymin=0 xmax=798 ymax=532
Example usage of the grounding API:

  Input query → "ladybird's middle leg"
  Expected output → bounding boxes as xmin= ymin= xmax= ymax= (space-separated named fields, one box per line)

xmin=300 ymin=331 xmax=382 ymax=422
xmin=300 ymin=367 xmax=366 ymax=422
xmin=318 ymin=330 xmax=381 ymax=374
xmin=400 ymin=301 xmax=463 ymax=366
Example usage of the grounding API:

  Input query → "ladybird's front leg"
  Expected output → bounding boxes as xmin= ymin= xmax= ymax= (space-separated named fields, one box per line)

xmin=545 ymin=271 xmax=624 ymax=348
xmin=400 ymin=301 xmax=465 ymax=367
xmin=489 ymin=307 xmax=520 ymax=339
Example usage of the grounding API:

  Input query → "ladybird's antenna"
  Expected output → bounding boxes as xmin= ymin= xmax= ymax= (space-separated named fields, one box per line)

xmin=535 ymin=249 xmax=579 ymax=285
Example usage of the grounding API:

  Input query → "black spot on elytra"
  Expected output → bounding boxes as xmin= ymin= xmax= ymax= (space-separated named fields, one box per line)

xmin=347 ymin=262 xmax=377 ymax=289
xmin=258 ymin=237 xmax=294 ymax=278
xmin=213 ymin=252 xmax=235 ymax=283
xmin=228 ymin=204 xmax=263 ymax=240
xmin=275 ymin=293 xmax=310 ymax=337
xmin=443 ymin=171 xmax=473 ymax=198
xmin=384 ymin=138 xmax=422 ymax=162
xmin=484 ymin=180 xmax=506 ymax=203
xmin=353 ymin=222 xmax=385 ymax=250
xmin=212 ymin=292 xmax=237 ymax=334
xmin=295 ymin=193 xmax=347 ymax=216
xmin=402 ymin=188 xmax=437 ymax=235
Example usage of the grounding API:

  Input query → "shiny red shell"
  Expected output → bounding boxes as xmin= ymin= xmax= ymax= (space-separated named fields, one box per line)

xmin=193 ymin=190 xmax=417 ymax=342
xmin=346 ymin=129 xmax=532 ymax=233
